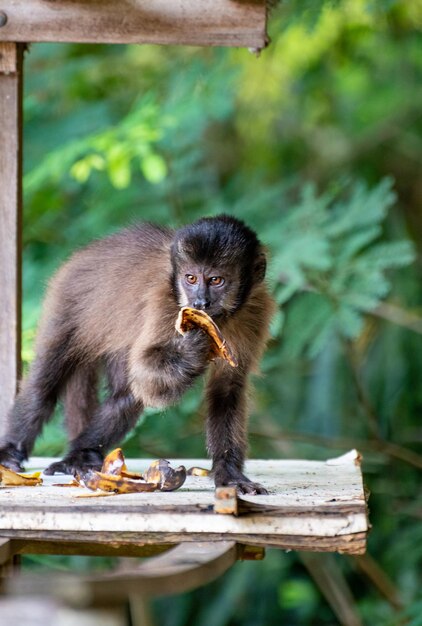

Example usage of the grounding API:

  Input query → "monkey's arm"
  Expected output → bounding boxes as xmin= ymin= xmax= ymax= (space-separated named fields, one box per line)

xmin=205 ymin=364 xmax=268 ymax=495
xmin=130 ymin=330 xmax=210 ymax=409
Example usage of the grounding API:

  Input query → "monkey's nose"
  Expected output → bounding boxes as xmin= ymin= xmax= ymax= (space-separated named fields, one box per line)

xmin=193 ymin=298 xmax=211 ymax=310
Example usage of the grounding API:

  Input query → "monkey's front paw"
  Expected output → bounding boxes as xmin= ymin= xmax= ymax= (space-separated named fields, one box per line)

xmin=0 ymin=443 xmax=26 ymax=472
xmin=44 ymin=449 xmax=103 ymax=476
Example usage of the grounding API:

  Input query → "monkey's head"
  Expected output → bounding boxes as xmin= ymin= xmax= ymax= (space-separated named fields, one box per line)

xmin=171 ymin=215 xmax=266 ymax=318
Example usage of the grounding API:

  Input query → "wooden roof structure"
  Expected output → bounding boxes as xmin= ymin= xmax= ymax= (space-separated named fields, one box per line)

xmin=0 ymin=1 xmax=269 ymax=48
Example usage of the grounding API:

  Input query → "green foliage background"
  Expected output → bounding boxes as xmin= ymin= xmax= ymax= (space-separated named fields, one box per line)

xmin=20 ymin=0 xmax=422 ymax=623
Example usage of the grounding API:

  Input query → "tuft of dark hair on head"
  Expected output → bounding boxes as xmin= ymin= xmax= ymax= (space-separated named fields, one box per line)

xmin=173 ymin=215 xmax=260 ymax=264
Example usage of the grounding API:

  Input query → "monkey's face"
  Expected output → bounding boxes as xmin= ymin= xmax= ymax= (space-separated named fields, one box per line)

xmin=175 ymin=264 xmax=241 ymax=318
xmin=171 ymin=215 xmax=267 ymax=318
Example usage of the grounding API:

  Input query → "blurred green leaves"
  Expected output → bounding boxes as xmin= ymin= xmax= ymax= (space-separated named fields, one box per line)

xmin=20 ymin=0 xmax=422 ymax=623
xmin=268 ymin=179 xmax=415 ymax=357
xmin=26 ymin=96 xmax=169 ymax=192
xmin=278 ymin=578 xmax=319 ymax=619
xmin=404 ymin=600 xmax=422 ymax=626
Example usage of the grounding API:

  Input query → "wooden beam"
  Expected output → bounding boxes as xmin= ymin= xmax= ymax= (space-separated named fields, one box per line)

xmin=0 ymin=529 xmax=368 ymax=555
xmin=0 ymin=43 xmax=23 ymax=437
xmin=14 ymin=540 xmax=172 ymax=559
xmin=0 ymin=1 xmax=268 ymax=49
xmin=8 ymin=542 xmax=238 ymax=600
xmin=0 ymin=538 xmax=15 ymax=566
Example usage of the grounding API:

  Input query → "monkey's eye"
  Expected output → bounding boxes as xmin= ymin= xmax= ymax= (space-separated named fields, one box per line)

xmin=185 ymin=274 xmax=197 ymax=285
xmin=209 ymin=276 xmax=225 ymax=286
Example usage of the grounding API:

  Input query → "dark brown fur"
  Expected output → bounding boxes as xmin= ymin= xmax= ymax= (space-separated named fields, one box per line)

xmin=0 ymin=217 xmax=275 ymax=494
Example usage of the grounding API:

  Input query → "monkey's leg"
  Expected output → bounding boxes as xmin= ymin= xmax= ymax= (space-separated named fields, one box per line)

xmin=0 ymin=329 xmax=77 ymax=471
xmin=206 ymin=367 xmax=268 ymax=495
xmin=44 ymin=389 xmax=143 ymax=476
xmin=64 ymin=365 xmax=99 ymax=439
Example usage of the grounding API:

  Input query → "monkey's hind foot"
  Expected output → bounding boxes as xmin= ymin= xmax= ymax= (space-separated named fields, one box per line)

xmin=0 ymin=443 xmax=27 ymax=472
xmin=234 ymin=480 xmax=269 ymax=496
xmin=44 ymin=448 xmax=103 ymax=476
xmin=215 ymin=467 xmax=269 ymax=495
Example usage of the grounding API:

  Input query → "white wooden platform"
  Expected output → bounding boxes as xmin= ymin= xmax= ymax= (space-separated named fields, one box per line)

xmin=0 ymin=450 xmax=369 ymax=555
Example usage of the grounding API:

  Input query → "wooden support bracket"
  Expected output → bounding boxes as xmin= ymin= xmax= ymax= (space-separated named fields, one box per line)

xmin=0 ymin=538 xmax=14 ymax=567
xmin=5 ymin=541 xmax=239 ymax=603
xmin=215 ymin=487 xmax=239 ymax=515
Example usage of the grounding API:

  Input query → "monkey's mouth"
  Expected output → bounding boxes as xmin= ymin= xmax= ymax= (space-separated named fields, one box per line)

xmin=185 ymin=303 xmax=224 ymax=320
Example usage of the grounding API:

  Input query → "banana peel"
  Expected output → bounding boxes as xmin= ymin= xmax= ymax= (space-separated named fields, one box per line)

xmin=101 ymin=447 xmax=127 ymax=475
xmin=0 ymin=464 xmax=43 ymax=487
xmin=79 ymin=471 xmax=158 ymax=494
xmin=187 ymin=466 xmax=210 ymax=477
xmin=175 ymin=307 xmax=238 ymax=368
xmin=144 ymin=459 xmax=186 ymax=491
xmin=101 ymin=448 xmax=143 ymax=479
xmin=53 ymin=478 xmax=81 ymax=487
xmin=76 ymin=451 xmax=188 ymax=495
xmin=1 ymin=448 xmax=207 ymax=494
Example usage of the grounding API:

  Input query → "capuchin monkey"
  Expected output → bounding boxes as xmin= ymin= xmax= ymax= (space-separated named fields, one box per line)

xmin=0 ymin=215 xmax=275 ymax=494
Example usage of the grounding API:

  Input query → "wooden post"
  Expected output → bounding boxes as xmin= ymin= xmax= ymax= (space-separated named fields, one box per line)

xmin=0 ymin=43 xmax=23 ymax=436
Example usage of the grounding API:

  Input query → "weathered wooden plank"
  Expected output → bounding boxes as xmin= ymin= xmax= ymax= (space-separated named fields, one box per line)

xmin=0 ymin=507 xmax=368 ymax=538
xmin=7 ymin=542 xmax=238 ymax=600
xmin=0 ymin=454 xmax=369 ymax=554
xmin=0 ymin=530 xmax=368 ymax=556
xmin=95 ymin=541 xmax=238 ymax=596
xmin=0 ymin=1 xmax=268 ymax=49
xmin=0 ymin=42 xmax=23 ymax=437
xmin=14 ymin=540 xmax=172 ymax=559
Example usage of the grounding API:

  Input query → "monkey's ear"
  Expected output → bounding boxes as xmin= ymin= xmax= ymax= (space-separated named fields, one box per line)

xmin=254 ymin=251 xmax=267 ymax=283
xmin=173 ymin=237 xmax=191 ymax=261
